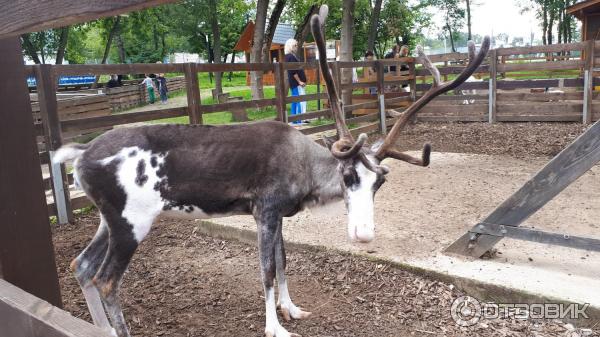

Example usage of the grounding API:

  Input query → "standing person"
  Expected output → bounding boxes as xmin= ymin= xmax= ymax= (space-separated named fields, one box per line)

xmin=398 ymin=45 xmax=410 ymax=92
xmin=141 ymin=74 xmax=157 ymax=104
xmin=157 ymin=73 xmax=169 ymax=104
xmin=284 ymin=38 xmax=307 ymax=125
xmin=364 ymin=51 xmax=377 ymax=95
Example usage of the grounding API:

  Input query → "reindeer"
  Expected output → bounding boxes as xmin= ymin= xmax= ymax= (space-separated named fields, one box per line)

xmin=53 ymin=6 xmax=489 ymax=337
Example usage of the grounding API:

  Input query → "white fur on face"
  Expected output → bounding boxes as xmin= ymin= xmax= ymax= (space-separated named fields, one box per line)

xmin=346 ymin=160 xmax=377 ymax=243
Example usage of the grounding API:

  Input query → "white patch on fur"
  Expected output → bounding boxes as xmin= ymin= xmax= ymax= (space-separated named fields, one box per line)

xmin=53 ymin=145 xmax=85 ymax=164
xmin=277 ymin=278 xmax=305 ymax=319
xmin=346 ymin=160 xmax=377 ymax=243
xmin=264 ymin=287 xmax=292 ymax=336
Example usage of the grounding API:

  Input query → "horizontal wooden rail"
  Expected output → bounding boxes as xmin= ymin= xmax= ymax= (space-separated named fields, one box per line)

xmin=497 ymin=60 xmax=584 ymax=72
xmin=201 ymin=98 xmax=276 ymax=113
xmin=288 ymin=109 xmax=330 ymax=122
xmin=282 ymin=62 xmax=318 ymax=70
xmin=54 ymin=63 xmax=185 ymax=76
xmin=285 ymin=93 xmax=328 ymax=103
xmin=496 ymin=41 xmax=587 ymax=56
xmin=196 ymin=63 xmax=273 ymax=72
xmin=61 ymin=107 xmax=187 ymax=132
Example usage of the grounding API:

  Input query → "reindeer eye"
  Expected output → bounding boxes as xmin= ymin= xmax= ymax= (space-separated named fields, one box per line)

xmin=342 ymin=168 xmax=360 ymax=188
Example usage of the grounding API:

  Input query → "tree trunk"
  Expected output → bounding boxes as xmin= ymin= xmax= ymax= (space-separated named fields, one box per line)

xmin=367 ymin=0 xmax=383 ymax=52
xmin=447 ymin=21 xmax=456 ymax=52
xmin=209 ymin=0 xmax=222 ymax=95
xmin=116 ymin=26 xmax=126 ymax=63
xmin=542 ymin=2 xmax=548 ymax=45
xmin=340 ymin=0 xmax=356 ymax=109
xmin=55 ymin=27 xmax=69 ymax=65
xmin=21 ymin=34 xmax=42 ymax=64
xmin=229 ymin=52 xmax=236 ymax=81
xmin=93 ymin=16 xmax=121 ymax=87
xmin=547 ymin=2 xmax=555 ymax=46
xmin=466 ymin=0 xmax=472 ymax=41
xmin=250 ymin=0 xmax=269 ymax=99
xmin=262 ymin=0 xmax=286 ymax=63
xmin=294 ymin=5 xmax=319 ymax=61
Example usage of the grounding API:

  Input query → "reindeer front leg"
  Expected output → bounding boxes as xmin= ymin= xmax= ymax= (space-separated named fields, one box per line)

xmin=255 ymin=209 xmax=299 ymax=337
xmin=275 ymin=226 xmax=311 ymax=321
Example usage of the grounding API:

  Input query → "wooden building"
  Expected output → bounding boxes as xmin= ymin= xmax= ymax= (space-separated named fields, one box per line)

xmin=567 ymin=0 xmax=600 ymax=40
xmin=233 ymin=21 xmax=339 ymax=85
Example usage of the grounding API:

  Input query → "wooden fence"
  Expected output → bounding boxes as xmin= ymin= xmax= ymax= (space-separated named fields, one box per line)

xmin=29 ymin=40 xmax=600 ymax=223
xmin=414 ymin=40 xmax=600 ymax=123
xmin=105 ymin=76 xmax=185 ymax=111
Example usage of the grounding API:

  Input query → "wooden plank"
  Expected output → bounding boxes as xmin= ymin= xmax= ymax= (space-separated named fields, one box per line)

xmin=496 ymin=115 xmax=582 ymax=122
xmin=415 ymin=65 xmax=489 ymax=76
xmin=282 ymin=62 xmax=318 ymax=71
xmin=0 ymin=0 xmax=179 ymax=37
xmin=54 ymin=62 xmax=184 ymax=76
xmin=274 ymin=63 xmax=287 ymax=122
xmin=497 ymin=60 xmax=584 ymax=72
xmin=184 ymin=63 xmax=202 ymax=124
xmin=61 ymin=107 xmax=188 ymax=132
xmin=416 ymin=115 xmax=487 ymax=122
xmin=497 ymin=103 xmax=583 ymax=114
xmin=489 ymin=49 xmax=497 ymax=123
xmin=469 ymin=223 xmax=600 ymax=252
xmin=496 ymin=41 xmax=587 ymax=56
xmin=285 ymin=93 xmax=328 ymax=103
xmin=0 ymin=37 xmax=62 ymax=307
xmin=48 ymin=195 xmax=92 ymax=217
xmin=496 ymin=92 xmax=584 ymax=101
xmin=201 ymin=98 xmax=277 ymax=113
xmin=0 ymin=279 xmax=111 ymax=337
xmin=584 ymin=40 xmax=595 ymax=124
xmin=196 ymin=62 xmax=273 ymax=72
xmin=288 ymin=109 xmax=330 ymax=122
xmin=445 ymin=118 xmax=600 ymax=257
xmin=34 ymin=64 xmax=72 ymax=224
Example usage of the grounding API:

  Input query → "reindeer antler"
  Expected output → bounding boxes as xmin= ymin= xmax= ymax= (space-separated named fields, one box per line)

xmin=311 ymin=5 xmax=388 ymax=175
xmin=374 ymin=36 xmax=491 ymax=165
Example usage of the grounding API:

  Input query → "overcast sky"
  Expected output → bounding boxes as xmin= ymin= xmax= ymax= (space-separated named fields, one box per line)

xmin=426 ymin=0 xmax=576 ymax=41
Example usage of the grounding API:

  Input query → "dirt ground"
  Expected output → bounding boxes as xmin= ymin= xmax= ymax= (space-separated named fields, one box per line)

xmin=52 ymin=122 xmax=598 ymax=337
xmin=54 ymin=213 xmax=583 ymax=337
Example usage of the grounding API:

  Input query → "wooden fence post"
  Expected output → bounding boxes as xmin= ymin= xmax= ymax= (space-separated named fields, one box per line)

xmin=35 ymin=64 xmax=72 ymax=224
xmin=583 ymin=39 xmax=594 ymax=124
xmin=376 ymin=61 xmax=387 ymax=135
xmin=274 ymin=62 xmax=287 ymax=123
xmin=0 ymin=36 xmax=62 ymax=308
xmin=488 ymin=49 xmax=497 ymax=124
xmin=409 ymin=61 xmax=416 ymax=102
xmin=184 ymin=63 xmax=202 ymax=125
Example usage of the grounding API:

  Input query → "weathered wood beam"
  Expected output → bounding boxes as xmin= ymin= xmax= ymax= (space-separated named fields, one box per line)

xmin=0 ymin=37 xmax=62 ymax=307
xmin=0 ymin=0 xmax=180 ymax=38
xmin=446 ymin=118 xmax=600 ymax=257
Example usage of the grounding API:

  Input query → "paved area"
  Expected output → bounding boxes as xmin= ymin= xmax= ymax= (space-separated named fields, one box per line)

xmin=210 ymin=151 xmax=600 ymax=310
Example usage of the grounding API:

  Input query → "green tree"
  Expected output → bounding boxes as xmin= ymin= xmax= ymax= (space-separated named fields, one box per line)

xmin=430 ymin=0 xmax=465 ymax=52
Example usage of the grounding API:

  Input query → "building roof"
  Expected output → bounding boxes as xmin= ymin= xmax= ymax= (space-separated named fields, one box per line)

xmin=272 ymin=23 xmax=295 ymax=45
xmin=233 ymin=21 xmax=296 ymax=52
xmin=567 ymin=0 xmax=600 ymax=20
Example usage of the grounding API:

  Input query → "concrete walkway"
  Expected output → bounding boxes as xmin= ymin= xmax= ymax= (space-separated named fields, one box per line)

xmin=208 ymin=151 xmax=600 ymax=323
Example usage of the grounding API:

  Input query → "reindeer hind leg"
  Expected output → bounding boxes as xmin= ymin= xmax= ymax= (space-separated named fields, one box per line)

xmin=92 ymin=211 xmax=154 ymax=337
xmin=71 ymin=214 xmax=113 ymax=334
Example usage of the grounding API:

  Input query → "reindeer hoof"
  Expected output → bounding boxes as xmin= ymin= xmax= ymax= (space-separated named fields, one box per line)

xmin=281 ymin=307 xmax=292 ymax=321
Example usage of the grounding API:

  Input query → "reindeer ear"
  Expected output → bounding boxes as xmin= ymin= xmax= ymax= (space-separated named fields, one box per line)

xmin=370 ymin=138 xmax=385 ymax=153
xmin=322 ymin=135 xmax=336 ymax=149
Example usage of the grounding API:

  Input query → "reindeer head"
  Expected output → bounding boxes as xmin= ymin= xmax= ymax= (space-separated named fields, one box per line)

xmin=311 ymin=5 xmax=490 ymax=243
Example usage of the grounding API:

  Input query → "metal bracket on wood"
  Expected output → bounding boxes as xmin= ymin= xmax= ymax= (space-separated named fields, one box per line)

xmin=446 ymin=117 xmax=600 ymax=258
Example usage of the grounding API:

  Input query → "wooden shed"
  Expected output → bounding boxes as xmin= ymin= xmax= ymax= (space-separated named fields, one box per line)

xmin=567 ymin=0 xmax=600 ymax=40
xmin=233 ymin=21 xmax=339 ymax=85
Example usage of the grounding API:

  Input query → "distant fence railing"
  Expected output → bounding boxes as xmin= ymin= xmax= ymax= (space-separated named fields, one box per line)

xmin=26 ymin=40 xmax=600 ymax=223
